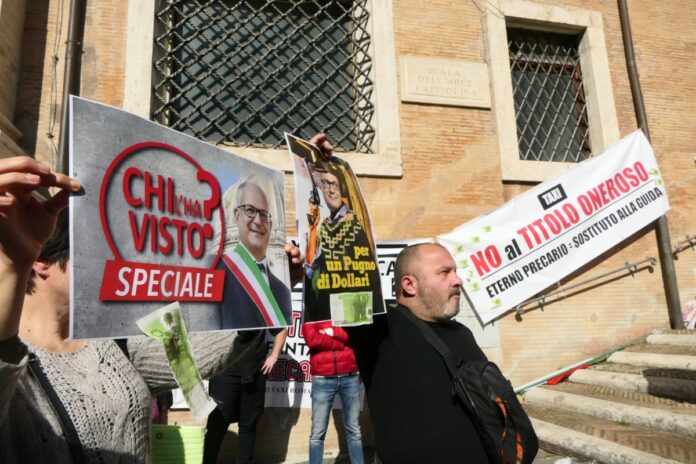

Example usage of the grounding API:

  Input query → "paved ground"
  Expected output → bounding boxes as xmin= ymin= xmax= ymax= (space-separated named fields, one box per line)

xmin=286 ymin=448 xmax=576 ymax=463
xmin=532 ymin=449 xmax=597 ymax=463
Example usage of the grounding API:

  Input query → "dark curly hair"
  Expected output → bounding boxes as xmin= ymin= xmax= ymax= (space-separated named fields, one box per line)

xmin=25 ymin=210 xmax=69 ymax=295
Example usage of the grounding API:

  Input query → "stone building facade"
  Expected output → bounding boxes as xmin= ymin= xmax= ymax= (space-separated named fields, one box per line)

xmin=1 ymin=0 xmax=695 ymax=461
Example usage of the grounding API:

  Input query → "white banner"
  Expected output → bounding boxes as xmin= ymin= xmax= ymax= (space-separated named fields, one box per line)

xmin=438 ymin=131 xmax=669 ymax=324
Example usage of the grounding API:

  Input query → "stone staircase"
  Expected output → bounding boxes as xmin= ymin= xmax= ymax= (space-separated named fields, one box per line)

xmin=522 ymin=329 xmax=696 ymax=464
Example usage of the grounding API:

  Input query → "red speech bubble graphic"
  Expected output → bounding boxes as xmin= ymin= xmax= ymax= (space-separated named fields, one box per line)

xmin=98 ymin=142 xmax=225 ymax=302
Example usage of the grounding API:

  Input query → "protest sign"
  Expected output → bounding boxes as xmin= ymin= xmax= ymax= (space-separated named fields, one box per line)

xmin=264 ymin=299 xmax=313 ymax=408
xmin=286 ymin=134 xmax=385 ymax=326
xmin=70 ymin=97 xmax=291 ymax=338
xmin=438 ymin=131 xmax=669 ymax=324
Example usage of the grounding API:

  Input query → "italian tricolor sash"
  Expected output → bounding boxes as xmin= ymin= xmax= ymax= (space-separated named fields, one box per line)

xmin=221 ymin=244 xmax=288 ymax=327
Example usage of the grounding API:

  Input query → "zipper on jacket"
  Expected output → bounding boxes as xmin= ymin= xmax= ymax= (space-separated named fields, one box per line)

xmin=333 ymin=351 xmax=337 ymax=375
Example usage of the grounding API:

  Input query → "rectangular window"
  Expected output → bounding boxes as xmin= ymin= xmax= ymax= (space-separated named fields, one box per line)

xmin=152 ymin=0 xmax=375 ymax=153
xmin=508 ymin=28 xmax=591 ymax=163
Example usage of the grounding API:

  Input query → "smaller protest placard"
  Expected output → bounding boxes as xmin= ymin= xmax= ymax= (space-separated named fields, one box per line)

xmin=286 ymin=134 xmax=385 ymax=326
xmin=70 ymin=97 xmax=292 ymax=338
xmin=438 ymin=130 xmax=669 ymax=324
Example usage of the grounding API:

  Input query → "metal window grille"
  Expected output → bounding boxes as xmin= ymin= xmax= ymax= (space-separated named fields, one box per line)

xmin=152 ymin=0 xmax=375 ymax=153
xmin=508 ymin=28 xmax=591 ymax=163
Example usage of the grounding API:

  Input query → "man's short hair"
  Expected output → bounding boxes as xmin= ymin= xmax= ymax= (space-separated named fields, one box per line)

xmin=394 ymin=244 xmax=422 ymax=296
xmin=316 ymin=163 xmax=344 ymax=195
xmin=26 ymin=210 xmax=69 ymax=294
xmin=394 ymin=242 xmax=446 ymax=296
xmin=234 ymin=178 xmax=265 ymax=207
xmin=324 ymin=162 xmax=343 ymax=182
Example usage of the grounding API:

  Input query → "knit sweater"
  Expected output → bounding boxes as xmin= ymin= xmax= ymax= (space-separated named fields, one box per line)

xmin=0 ymin=332 xmax=239 ymax=464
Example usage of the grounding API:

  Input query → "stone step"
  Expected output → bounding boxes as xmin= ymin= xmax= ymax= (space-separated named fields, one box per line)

xmin=569 ymin=368 xmax=696 ymax=403
xmin=623 ymin=343 xmax=696 ymax=356
xmin=652 ymin=329 xmax=696 ymax=336
xmin=524 ymin=403 xmax=696 ymax=463
xmin=647 ymin=333 xmax=696 ymax=346
xmin=569 ymin=369 xmax=648 ymax=392
xmin=521 ymin=334 xmax=696 ymax=463
xmin=530 ymin=417 xmax=685 ymax=464
xmin=590 ymin=362 xmax=696 ymax=380
xmin=608 ymin=351 xmax=696 ymax=370
xmin=544 ymin=382 xmax=696 ymax=415
xmin=523 ymin=385 xmax=696 ymax=438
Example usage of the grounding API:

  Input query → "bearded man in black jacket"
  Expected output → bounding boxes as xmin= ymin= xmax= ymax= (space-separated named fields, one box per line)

xmin=348 ymin=243 xmax=492 ymax=463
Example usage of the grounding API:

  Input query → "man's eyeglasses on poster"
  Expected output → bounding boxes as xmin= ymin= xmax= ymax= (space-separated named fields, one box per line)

xmin=236 ymin=204 xmax=272 ymax=223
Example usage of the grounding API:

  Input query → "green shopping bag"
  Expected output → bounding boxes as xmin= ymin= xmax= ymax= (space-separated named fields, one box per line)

xmin=151 ymin=424 xmax=205 ymax=464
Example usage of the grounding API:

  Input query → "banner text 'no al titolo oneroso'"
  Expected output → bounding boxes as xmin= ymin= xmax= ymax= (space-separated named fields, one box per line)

xmin=438 ymin=131 xmax=669 ymax=324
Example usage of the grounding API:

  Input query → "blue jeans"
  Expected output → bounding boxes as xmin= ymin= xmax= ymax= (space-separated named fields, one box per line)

xmin=309 ymin=374 xmax=364 ymax=464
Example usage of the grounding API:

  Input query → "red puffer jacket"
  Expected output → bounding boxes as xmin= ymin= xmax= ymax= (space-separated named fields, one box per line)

xmin=303 ymin=321 xmax=359 ymax=376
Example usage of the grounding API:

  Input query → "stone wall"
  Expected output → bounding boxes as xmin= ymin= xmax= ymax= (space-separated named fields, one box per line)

xmin=0 ymin=0 xmax=27 ymax=156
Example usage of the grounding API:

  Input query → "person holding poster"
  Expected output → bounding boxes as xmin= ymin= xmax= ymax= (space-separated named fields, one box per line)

xmin=0 ymin=156 xmax=302 ymax=463
xmin=347 ymin=243 xmax=498 ymax=463
xmin=217 ymin=178 xmax=292 ymax=330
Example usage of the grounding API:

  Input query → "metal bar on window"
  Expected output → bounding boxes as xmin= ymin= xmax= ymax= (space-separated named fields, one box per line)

xmin=152 ymin=0 xmax=375 ymax=153
xmin=508 ymin=27 xmax=591 ymax=163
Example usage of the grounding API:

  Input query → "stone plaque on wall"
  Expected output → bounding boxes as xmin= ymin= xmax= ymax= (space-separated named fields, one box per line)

xmin=400 ymin=56 xmax=491 ymax=108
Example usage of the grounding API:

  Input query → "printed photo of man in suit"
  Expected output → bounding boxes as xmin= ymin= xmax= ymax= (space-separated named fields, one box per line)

xmin=217 ymin=179 xmax=292 ymax=329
